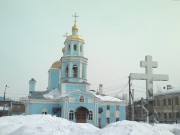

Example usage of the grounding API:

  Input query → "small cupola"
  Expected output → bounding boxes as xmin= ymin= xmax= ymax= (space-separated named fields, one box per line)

xmin=29 ymin=78 xmax=36 ymax=92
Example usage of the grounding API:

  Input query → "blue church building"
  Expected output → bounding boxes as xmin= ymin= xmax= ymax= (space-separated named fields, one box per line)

xmin=25 ymin=18 xmax=126 ymax=128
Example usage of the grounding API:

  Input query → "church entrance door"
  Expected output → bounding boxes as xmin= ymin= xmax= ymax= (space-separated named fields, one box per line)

xmin=76 ymin=107 xmax=88 ymax=123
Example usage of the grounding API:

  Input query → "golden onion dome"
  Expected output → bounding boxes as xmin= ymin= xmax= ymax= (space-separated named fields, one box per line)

xmin=62 ymin=47 xmax=65 ymax=53
xmin=67 ymin=35 xmax=84 ymax=41
xmin=72 ymin=24 xmax=78 ymax=30
xmin=52 ymin=60 xmax=61 ymax=69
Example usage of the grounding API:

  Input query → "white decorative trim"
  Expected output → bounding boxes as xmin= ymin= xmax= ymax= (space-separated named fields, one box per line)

xmin=27 ymin=99 xmax=63 ymax=104
xmin=80 ymin=63 xmax=82 ymax=78
xmin=106 ymin=110 xmax=110 ymax=117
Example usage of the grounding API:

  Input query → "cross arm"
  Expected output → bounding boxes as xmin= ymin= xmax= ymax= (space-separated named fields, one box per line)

xmin=130 ymin=73 xmax=147 ymax=80
xmin=153 ymin=74 xmax=169 ymax=81
xmin=140 ymin=61 xmax=158 ymax=68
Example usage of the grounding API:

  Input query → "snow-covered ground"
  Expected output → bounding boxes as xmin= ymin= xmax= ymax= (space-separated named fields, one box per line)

xmin=0 ymin=115 xmax=180 ymax=135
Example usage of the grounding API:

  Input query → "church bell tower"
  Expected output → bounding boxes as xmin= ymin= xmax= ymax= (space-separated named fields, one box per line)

xmin=60 ymin=14 xmax=89 ymax=94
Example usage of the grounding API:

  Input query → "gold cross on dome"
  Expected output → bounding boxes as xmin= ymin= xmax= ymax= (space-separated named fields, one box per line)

xmin=63 ymin=32 xmax=68 ymax=38
xmin=72 ymin=13 xmax=79 ymax=24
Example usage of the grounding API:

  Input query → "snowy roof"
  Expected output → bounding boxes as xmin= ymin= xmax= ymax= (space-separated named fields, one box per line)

xmin=43 ymin=88 xmax=62 ymax=99
xmin=90 ymin=91 xmax=123 ymax=102
xmin=95 ymin=94 xmax=122 ymax=102
xmin=154 ymin=87 xmax=180 ymax=96
xmin=29 ymin=91 xmax=48 ymax=99
xmin=43 ymin=89 xmax=123 ymax=102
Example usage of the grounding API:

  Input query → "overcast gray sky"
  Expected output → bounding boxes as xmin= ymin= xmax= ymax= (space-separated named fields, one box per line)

xmin=0 ymin=0 xmax=180 ymax=100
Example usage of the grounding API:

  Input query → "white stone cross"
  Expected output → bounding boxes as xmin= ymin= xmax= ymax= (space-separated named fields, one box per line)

xmin=130 ymin=55 xmax=169 ymax=100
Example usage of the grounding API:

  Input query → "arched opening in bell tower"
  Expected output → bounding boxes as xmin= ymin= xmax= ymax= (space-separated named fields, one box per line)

xmin=73 ymin=65 xmax=78 ymax=78
xmin=65 ymin=66 xmax=69 ymax=77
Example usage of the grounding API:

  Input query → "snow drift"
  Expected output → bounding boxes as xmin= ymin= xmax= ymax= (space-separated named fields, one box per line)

xmin=0 ymin=115 xmax=180 ymax=135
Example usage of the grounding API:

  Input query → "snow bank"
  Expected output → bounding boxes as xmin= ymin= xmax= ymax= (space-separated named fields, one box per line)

xmin=154 ymin=123 xmax=180 ymax=135
xmin=99 ymin=120 xmax=174 ymax=135
xmin=0 ymin=115 xmax=98 ymax=135
xmin=0 ymin=115 xmax=180 ymax=135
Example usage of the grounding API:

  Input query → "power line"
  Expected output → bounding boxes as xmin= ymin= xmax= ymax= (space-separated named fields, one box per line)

xmin=102 ymin=84 xmax=128 ymax=92
xmin=91 ymin=76 xmax=128 ymax=86
xmin=134 ymin=89 xmax=146 ymax=93
xmin=106 ymin=85 xmax=129 ymax=101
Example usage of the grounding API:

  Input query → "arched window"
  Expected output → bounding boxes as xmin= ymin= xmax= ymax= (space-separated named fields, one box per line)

xmin=74 ymin=44 xmax=77 ymax=51
xmin=69 ymin=110 xmax=74 ymax=120
xmin=65 ymin=66 xmax=69 ymax=77
xmin=88 ymin=111 xmax=93 ymax=120
xmin=79 ymin=95 xmax=84 ymax=102
xmin=73 ymin=65 xmax=78 ymax=78
xmin=68 ymin=44 xmax=70 ymax=51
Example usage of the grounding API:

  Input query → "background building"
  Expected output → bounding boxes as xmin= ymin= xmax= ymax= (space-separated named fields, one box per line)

xmin=154 ymin=86 xmax=180 ymax=123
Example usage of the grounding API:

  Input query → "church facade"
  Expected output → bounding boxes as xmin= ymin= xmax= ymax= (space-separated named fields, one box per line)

xmin=25 ymin=18 xmax=126 ymax=128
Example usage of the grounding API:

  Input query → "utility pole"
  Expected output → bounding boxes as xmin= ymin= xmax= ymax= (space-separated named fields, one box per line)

xmin=128 ymin=76 xmax=132 ymax=120
xmin=3 ymin=85 xmax=8 ymax=112
xmin=132 ymin=89 xmax=134 ymax=121
xmin=129 ymin=76 xmax=134 ymax=121
xmin=129 ymin=76 xmax=131 ymax=104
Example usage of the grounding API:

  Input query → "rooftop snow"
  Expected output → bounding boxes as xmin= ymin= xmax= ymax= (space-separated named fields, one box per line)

xmin=154 ymin=87 xmax=180 ymax=96
xmin=43 ymin=88 xmax=61 ymax=99
xmin=43 ymin=89 xmax=123 ymax=102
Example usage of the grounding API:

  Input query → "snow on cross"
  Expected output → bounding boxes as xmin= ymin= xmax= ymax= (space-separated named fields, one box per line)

xmin=130 ymin=55 xmax=169 ymax=100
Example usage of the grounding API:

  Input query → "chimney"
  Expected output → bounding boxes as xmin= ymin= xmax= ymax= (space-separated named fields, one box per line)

xmin=29 ymin=78 xmax=36 ymax=93
xmin=99 ymin=84 xmax=103 ymax=95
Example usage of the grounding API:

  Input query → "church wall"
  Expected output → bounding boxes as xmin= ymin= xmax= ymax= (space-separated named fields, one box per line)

xmin=66 ymin=84 xmax=86 ymax=93
xmin=65 ymin=43 xmax=71 ymax=56
xmin=27 ymin=103 xmax=59 ymax=115
xmin=120 ymin=106 xmax=126 ymax=120
xmin=48 ymin=69 xmax=59 ymax=90
xmin=68 ymin=92 xmax=94 ymax=103
xmin=68 ymin=102 xmax=95 ymax=125
xmin=82 ymin=63 xmax=87 ymax=80
xmin=61 ymin=61 xmax=69 ymax=79
xmin=66 ymin=92 xmax=95 ymax=125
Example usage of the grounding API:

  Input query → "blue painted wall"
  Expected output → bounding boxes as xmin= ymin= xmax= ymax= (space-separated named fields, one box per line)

xmin=120 ymin=106 xmax=126 ymax=120
xmin=28 ymin=103 xmax=59 ymax=115
xmin=48 ymin=69 xmax=60 ymax=90
xmin=67 ymin=92 xmax=95 ymax=125
xmin=66 ymin=84 xmax=86 ymax=93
